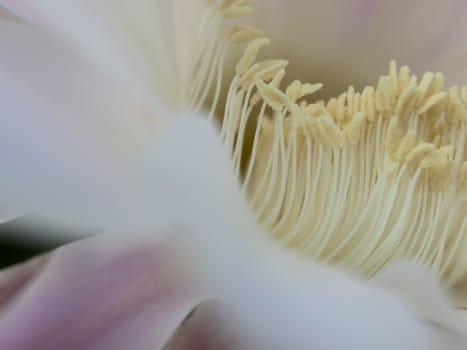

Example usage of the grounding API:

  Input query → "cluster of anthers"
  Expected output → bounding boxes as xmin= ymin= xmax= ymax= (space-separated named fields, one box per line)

xmin=185 ymin=0 xmax=467 ymax=286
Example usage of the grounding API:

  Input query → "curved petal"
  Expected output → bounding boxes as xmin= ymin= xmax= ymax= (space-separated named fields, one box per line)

xmin=0 ymin=0 xmax=181 ymax=106
xmin=250 ymin=0 xmax=467 ymax=96
xmin=0 ymin=234 xmax=206 ymax=350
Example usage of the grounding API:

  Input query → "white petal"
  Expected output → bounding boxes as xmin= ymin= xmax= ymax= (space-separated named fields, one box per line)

xmin=172 ymin=0 xmax=206 ymax=99
xmin=1 ymin=0 xmax=181 ymax=106
xmin=0 ymin=19 xmax=165 ymax=229
xmin=0 ymin=208 xmax=21 ymax=224
xmin=371 ymin=261 xmax=465 ymax=333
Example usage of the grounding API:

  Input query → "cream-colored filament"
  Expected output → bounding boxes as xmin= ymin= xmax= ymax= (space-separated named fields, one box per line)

xmin=185 ymin=0 xmax=467 ymax=287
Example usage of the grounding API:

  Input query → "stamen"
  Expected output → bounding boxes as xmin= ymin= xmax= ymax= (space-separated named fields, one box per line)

xmin=190 ymin=0 xmax=467 ymax=287
xmin=236 ymin=38 xmax=271 ymax=76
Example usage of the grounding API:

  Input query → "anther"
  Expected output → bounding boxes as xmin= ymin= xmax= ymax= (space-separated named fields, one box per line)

xmin=256 ymin=79 xmax=292 ymax=112
xmin=235 ymin=38 xmax=271 ymax=75
xmin=230 ymin=25 xmax=264 ymax=44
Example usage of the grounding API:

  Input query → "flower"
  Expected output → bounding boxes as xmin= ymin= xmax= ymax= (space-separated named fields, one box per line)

xmin=0 ymin=0 xmax=466 ymax=349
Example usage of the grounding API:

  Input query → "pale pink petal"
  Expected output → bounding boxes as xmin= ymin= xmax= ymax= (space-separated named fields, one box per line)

xmin=250 ymin=0 xmax=467 ymax=95
xmin=0 ymin=234 xmax=206 ymax=350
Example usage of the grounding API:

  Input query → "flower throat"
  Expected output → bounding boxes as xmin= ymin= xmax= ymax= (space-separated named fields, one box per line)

xmin=184 ymin=0 xmax=467 ymax=287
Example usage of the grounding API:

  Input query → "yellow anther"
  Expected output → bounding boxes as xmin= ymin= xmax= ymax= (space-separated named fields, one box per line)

xmin=417 ymin=91 xmax=447 ymax=115
xmin=427 ymin=72 xmax=445 ymax=97
xmin=255 ymin=61 xmax=289 ymax=83
xmin=426 ymin=80 xmax=446 ymax=122
xmin=395 ymin=130 xmax=417 ymax=161
xmin=343 ymin=112 xmax=366 ymax=144
xmin=376 ymin=76 xmax=395 ymax=113
xmin=239 ymin=62 xmax=260 ymax=86
xmin=241 ymin=59 xmax=288 ymax=88
xmin=285 ymin=80 xmax=302 ymax=101
xmin=375 ymin=85 xmax=385 ymax=113
xmin=299 ymin=83 xmax=323 ymax=100
xmin=395 ymin=82 xmax=418 ymax=120
xmin=286 ymin=81 xmax=323 ymax=102
xmin=326 ymin=98 xmax=337 ymax=117
xmin=255 ymin=79 xmax=293 ymax=112
xmin=353 ymin=92 xmax=362 ymax=114
xmin=406 ymin=142 xmax=436 ymax=168
xmin=320 ymin=115 xmax=346 ymax=148
xmin=223 ymin=4 xmax=252 ymax=18
xmin=303 ymin=103 xmax=329 ymax=118
xmin=235 ymin=37 xmax=270 ymax=75
xmin=398 ymin=65 xmax=412 ymax=92
xmin=230 ymin=25 xmax=264 ymax=43
xmin=389 ymin=60 xmax=399 ymax=92
xmin=270 ymin=68 xmax=286 ymax=88
xmin=362 ymin=86 xmax=376 ymax=122
xmin=335 ymin=93 xmax=347 ymax=122
xmin=417 ymin=71 xmax=434 ymax=102
xmin=429 ymin=160 xmax=456 ymax=191
xmin=420 ymin=145 xmax=453 ymax=169
xmin=249 ymin=66 xmax=287 ymax=107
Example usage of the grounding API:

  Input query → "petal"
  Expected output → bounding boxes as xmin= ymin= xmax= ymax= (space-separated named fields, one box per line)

xmin=172 ymin=0 xmax=206 ymax=100
xmin=0 ymin=0 xmax=181 ymax=106
xmin=461 ymin=310 xmax=467 ymax=326
xmin=249 ymin=0 xmax=467 ymax=97
xmin=370 ymin=261 xmax=465 ymax=332
xmin=0 ymin=18 xmax=166 ymax=228
xmin=0 ymin=234 xmax=206 ymax=350
xmin=0 ymin=208 xmax=21 ymax=224
xmin=164 ymin=300 xmax=249 ymax=350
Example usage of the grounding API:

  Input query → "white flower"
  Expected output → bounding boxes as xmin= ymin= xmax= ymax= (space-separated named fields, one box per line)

xmin=0 ymin=1 xmax=466 ymax=349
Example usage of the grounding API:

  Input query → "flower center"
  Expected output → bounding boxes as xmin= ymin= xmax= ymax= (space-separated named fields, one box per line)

xmin=185 ymin=0 xmax=467 ymax=287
